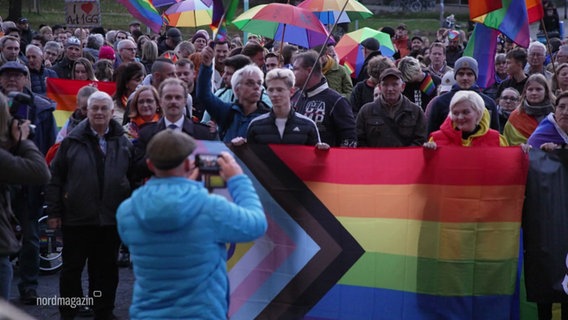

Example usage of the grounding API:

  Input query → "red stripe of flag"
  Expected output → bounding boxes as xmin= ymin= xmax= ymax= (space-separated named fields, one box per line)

xmin=268 ymin=145 xmax=528 ymax=186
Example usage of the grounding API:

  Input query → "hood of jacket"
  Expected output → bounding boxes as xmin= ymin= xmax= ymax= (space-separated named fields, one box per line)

xmin=439 ymin=108 xmax=491 ymax=146
xmin=129 ymin=177 xmax=207 ymax=232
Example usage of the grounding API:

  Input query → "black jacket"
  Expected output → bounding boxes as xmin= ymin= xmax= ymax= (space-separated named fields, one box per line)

xmin=292 ymin=79 xmax=357 ymax=147
xmin=247 ymin=109 xmax=320 ymax=145
xmin=46 ymin=119 xmax=134 ymax=226
xmin=51 ymin=56 xmax=74 ymax=79
xmin=133 ymin=117 xmax=218 ymax=181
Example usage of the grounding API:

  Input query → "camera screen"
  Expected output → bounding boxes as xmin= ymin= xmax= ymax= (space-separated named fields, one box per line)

xmin=196 ymin=154 xmax=221 ymax=174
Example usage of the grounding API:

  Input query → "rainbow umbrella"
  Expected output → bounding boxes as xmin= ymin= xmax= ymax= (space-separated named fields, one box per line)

xmin=335 ymin=27 xmax=395 ymax=77
xmin=231 ymin=3 xmax=333 ymax=49
xmin=297 ymin=0 xmax=373 ymax=25
xmin=163 ymin=0 xmax=213 ymax=27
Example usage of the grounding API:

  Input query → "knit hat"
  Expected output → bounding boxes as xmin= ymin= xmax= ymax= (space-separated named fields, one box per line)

xmin=191 ymin=29 xmax=209 ymax=43
xmin=166 ymin=28 xmax=182 ymax=41
xmin=361 ymin=37 xmax=380 ymax=51
xmin=98 ymin=45 xmax=115 ymax=60
xmin=147 ymin=129 xmax=197 ymax=170
xmin=453 ymin=56 xmax=478 ymax=79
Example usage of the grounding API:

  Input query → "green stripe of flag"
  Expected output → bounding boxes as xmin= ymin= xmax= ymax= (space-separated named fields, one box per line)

xmin=339 ymin=252 xmax=518 ymax=296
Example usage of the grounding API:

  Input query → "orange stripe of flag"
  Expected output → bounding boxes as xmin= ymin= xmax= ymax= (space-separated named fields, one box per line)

xmin=304 ymin=182 xmax=524 ymax=223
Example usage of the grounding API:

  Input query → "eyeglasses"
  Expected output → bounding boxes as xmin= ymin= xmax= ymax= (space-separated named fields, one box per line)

xmin=500 ymin=96 xmax=518 ymax=101
xmin=123 ymin=48 xmax=137 ymax=52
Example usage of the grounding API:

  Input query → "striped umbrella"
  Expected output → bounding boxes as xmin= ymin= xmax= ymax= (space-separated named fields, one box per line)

xmin=163 ymin=0 xmax=213 ymax=27
xmin=232 ymin=3 xmax=332 ymax=49
xmin=335 ymin=27 xmax=394 ymax=77
xmin=297 ymin=0 xmax=373 ymax=25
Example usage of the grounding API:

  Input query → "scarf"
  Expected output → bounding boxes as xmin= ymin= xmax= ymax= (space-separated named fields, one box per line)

xmin=131 ymin=113 xmax=161 ymax=127
xmin=523 ymin=99 xmax=554 ymax=117
xmin=321 ymin=56 xmax=334 ymax=75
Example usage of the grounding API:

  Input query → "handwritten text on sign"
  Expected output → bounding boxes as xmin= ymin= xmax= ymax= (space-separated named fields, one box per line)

xmin=65 ymin=0 xmax=101 ymax=27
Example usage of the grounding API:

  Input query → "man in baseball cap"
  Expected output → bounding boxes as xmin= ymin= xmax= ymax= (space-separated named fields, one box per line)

xmin=52 ymin=37 xmax=83 ymax=79
xmin=355 ymin=37 xmax=382 ymax=84
xmin=356 ymin=67 xmax=427 ymax=147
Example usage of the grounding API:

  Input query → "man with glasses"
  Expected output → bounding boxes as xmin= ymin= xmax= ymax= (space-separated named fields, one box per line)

xmin=197 ymin=45 xmax=271 ymax=142
xmin=525 ymin=41 xmax=552 ymax=80
xmin=42 ymin=41 xmax=62 ymax=68
xmin=0 ymin=61 xmax=57 ymax=305
xmin=52 ymin=36 xmax=82 ymax=79
xmin=115 ymin=39 xmax=138 ymax=68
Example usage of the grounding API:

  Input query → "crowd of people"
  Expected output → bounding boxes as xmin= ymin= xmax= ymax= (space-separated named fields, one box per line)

xmin=0 ymin=1 xmax=567 ymax=318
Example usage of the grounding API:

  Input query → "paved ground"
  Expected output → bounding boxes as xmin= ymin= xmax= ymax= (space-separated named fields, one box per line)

xmin=8 ymin=266 xmax=134 ymax=320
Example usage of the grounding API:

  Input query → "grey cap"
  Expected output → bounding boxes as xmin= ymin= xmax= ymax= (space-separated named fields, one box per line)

xmin=147 ymin=129 xmax=196 ymax=170
xmin=0 ymin=61 xmax=28 ymax=76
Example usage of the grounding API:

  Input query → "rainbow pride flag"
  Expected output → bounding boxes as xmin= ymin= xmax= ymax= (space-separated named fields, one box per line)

xmin=469 ymin=0 xmax=503 ymax=20
xmin=210 ymin=0 xmax=238 ymax=42
xmin=117 ymin=0 xmax=163 ymax=33
xmin=473 ymin=0 xmax=530 ymax=48
xmin=224 ymin=144 xmax=528 ymax=319
xmin=464 ymin=23 xmax=500 ymax=89
xmin=419 ymin=74 xmax=436 ymax=96
xmin=526 ymin=0 xmax=544 ymax=23
xmin=46 ymin=78 xmax=117 ymax=128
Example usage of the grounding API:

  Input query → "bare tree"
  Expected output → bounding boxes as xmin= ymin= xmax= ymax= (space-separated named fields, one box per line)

xmin=7 ymin=0 xmax=23 ymax=22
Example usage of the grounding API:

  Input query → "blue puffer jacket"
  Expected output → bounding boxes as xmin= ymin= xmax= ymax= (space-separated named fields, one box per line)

xmin=116 ymin=174 xmax=267 ymax=320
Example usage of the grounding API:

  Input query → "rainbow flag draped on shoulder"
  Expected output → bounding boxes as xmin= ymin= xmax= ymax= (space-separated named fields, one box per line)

xmin=218 ymin=144 xmax=529 ymax=319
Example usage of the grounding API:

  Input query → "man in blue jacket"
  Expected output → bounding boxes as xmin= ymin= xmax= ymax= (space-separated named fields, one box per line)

xmin=117 ymin=129 xmax=267 ymax=320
